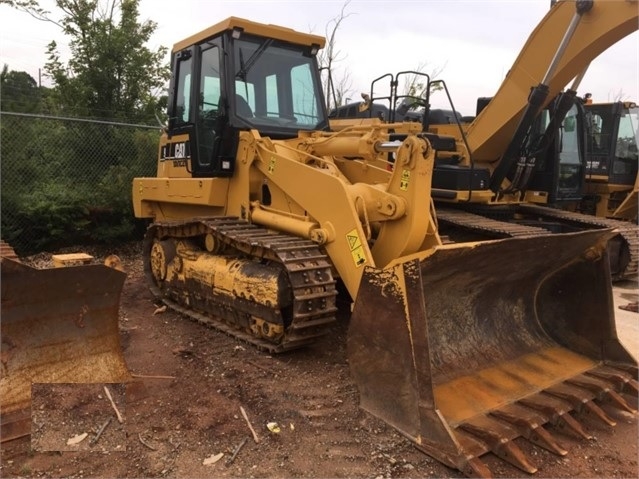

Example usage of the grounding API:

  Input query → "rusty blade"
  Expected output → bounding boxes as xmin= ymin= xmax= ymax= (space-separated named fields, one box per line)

xmin=348 ymin=229 xmax=636 ymax=477
xmin=0 ymin=257 xmax=130 ymax=441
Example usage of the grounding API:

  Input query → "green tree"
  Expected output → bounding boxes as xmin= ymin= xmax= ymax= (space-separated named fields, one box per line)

xmin=0 ymin=65 xmax=41 ymax=112
xmin=4 ymin=0 xmax=169 ymax=122
xmin=1 ymin=1 xmax=165 ymax=253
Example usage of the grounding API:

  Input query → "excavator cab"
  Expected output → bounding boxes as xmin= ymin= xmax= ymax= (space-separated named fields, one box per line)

xmin=526 ymin=98 xmax=587 ymax=205
xmin=582 ymin=101 xmax=639 ymax=220
xmin=584 ymin=101 xmax=638 ymax=184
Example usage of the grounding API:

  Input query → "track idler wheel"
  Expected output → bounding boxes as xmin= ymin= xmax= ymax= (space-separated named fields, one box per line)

xmin=149 ymin=239 xmax=176 ymax=283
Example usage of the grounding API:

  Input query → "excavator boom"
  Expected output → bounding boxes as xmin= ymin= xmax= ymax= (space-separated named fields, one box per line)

xmin=466 ymin=0 xmax=638 ymax=162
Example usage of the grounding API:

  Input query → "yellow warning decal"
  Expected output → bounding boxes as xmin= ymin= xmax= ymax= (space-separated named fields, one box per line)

xmin=346 ymin=228 xmax=367 ymax=267
xmin=268 ymin=157 xmax=276 ymax=174
xmin=400 ymin=169 xmax=410 ymax=191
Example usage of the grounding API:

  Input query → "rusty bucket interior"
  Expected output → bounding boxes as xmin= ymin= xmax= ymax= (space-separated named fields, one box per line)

xmin=348 ymin=229 xmax=638 ymax=477
xmin=0 ymin=258 xmax=130 ymax=442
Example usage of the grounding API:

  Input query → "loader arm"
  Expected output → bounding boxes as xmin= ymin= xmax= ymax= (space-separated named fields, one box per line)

xmin=465 ymin=0 xmax=638 ymax=165
xmin=246 ymin=129 xmax=441 ymax=299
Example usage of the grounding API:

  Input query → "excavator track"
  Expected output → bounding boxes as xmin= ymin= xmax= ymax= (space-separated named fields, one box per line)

xmin=437 ymin=205 xmax=639 ymax=281
xmin=437 ymin=207 xmax=551 ymax=238
xmin=144 ymin=217 xmax=338 ymax=353
xmin=518 ymin=204 xmax=639 ymax=281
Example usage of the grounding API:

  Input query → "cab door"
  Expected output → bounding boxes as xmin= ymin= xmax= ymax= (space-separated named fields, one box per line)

xmin=166 ymin=42 xmax=236 ymax=178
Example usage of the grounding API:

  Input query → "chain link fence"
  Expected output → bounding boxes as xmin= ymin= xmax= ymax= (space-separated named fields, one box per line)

xmin=1 ymin=112 xmax=160 ymax=255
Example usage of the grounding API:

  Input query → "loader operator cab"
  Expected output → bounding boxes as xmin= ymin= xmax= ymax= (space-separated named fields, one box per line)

xmin=166 ymin=17 xmax=328 ymax=178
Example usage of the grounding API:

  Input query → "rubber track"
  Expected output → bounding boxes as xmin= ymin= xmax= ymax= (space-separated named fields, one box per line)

xmin=144 ymin=217 xmax=338 ymax=353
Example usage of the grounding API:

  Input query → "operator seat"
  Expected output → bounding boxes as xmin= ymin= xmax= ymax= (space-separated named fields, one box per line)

xmin=235 ymin=94 xmax=254 ymax=118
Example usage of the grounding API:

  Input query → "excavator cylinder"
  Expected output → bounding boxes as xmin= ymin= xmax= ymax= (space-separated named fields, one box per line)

xmin=348 ymin=229 xmax=637 ymax=477
xmin=0 ymin=258 xmax=130 ymax=442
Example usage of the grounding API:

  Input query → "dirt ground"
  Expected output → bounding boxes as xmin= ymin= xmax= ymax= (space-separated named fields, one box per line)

xmin=1 ymin=242 xmax=637 ymax=478
xmin=30 ymin=383 xmax=127 ymax=454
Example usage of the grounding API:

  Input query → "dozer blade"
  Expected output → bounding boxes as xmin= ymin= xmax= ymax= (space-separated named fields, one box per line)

xmin=348 ymin=229 xmax=638 ymax=477
xmin=0 ymin=258 xmax=130 ymax=442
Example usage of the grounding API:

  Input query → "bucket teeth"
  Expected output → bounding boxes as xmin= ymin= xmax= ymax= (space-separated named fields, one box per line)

xmin=567 ymin=375 xmax=637 ymax=414
xmin=450 ymin=368 xmax=634 ymax=476
xmin=603 ymin=388 xmax=637 ymax=414
xmin=582 ymin=400 xmax=617 ymax=426
xmin=624 ymin=378 xmax=639 ymax=396
xmin=587 ymin=366 xmax=639 ymax=397
xmin=544 ymin=384 xmax=617 ymax=426
xmin=556 ymin=412 xmax=592 ymax=440
xmin=461 ymin=457 xmax=493 ymax=479
xmin=459 ymin=418 xmax=537 ymax=474
xmin=490 ymin=407 xmax=568 ymax=456
xmin=518 ymin=395 xmax=592 ymax=440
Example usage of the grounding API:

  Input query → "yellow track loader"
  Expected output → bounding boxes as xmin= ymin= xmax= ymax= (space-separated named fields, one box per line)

xmin=132 ymin=14 xmax=637 ymax=477
xmin=0 ymin=243 xmax=130 ymax=442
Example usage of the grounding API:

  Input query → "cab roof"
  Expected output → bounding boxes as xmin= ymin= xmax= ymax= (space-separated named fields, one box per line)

xmin=173 ymin=16 xmax=326 ymax=52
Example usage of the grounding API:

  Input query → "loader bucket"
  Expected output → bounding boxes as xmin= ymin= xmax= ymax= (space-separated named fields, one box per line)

xmin=348 ymin=229 xmax=638 ymax=477
xmin=0 ymin=258 xmax=130 ymax=442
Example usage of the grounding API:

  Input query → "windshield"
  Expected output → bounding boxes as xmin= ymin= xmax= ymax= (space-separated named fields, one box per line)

xmin=615 ymin=106 xmax=639 ymax=161
xmin=558 ymin=104 xmax=581 ymax=165
xmin=233 ymin=36 xmax=327 ymax=131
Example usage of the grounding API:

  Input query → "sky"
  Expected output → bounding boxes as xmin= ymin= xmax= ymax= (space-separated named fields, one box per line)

xmin=1 ymin=0 xmax=637 ymax=116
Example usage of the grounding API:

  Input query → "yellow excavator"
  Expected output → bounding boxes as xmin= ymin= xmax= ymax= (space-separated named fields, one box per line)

xmin=336 ymin=0 xmax=639 ymax=281
xmin=132 ymin=11 xmax=637 ymax=478
xmin=0 ymin=242 xmax=130 ymax=442
xmin=427 ymin=0 xmax=639 ymax=281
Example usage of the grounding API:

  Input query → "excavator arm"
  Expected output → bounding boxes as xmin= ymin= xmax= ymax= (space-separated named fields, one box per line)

xmin=466 ymin=0 xmax=638 ymax=165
